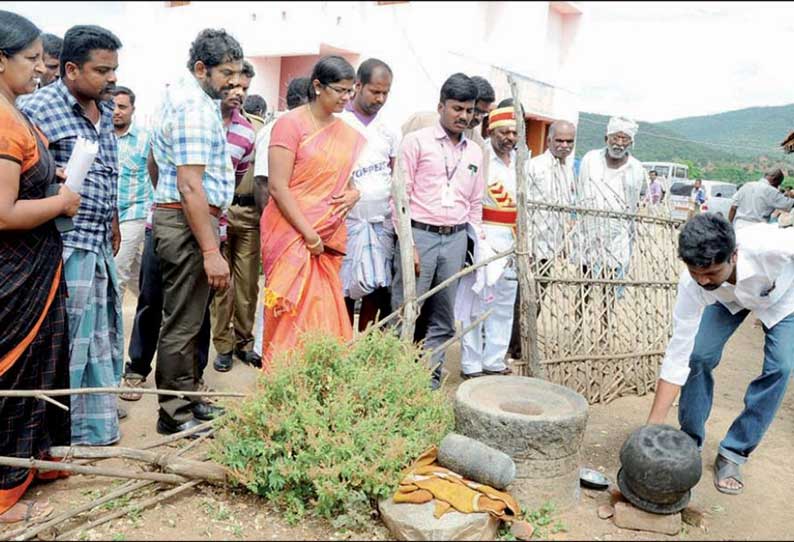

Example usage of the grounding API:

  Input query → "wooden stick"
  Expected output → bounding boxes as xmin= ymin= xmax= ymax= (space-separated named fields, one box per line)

xmin=54 ymin=479 xmax=202 ymax=541
xmin=509 ymin=74 xmax=542 ymax=379
xmin=35 ymin=394 xmax=69 ymax=411
xmin=9 ymin=422 xmax=214 ymax=540
xmin=426 ymin=309 xmax=494 ymax=371
xmin=0 ymin=456 xmax=189 ymax=485
xmin=7 ymin=480 xmax=152 ymax=541
xmin=140 ymin=420 xmax=215 ymax=450
xmin=391 ymin=154 xmax=419 ymax=341
xmin=355 ymin=248 xmax=514 ymax=341
xmin=0 ymin=388 xmax=246 ymax=399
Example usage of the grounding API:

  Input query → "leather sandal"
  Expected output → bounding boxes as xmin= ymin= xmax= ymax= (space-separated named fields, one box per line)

xmin=460 ymin=371 xmax=485 ymax=380
xmin=120 ymin=374 xmax=145 ymax=401
xmin=0 ymin=499 xmax=53 ymax=524
xmin=713 ymin=454 xmax=744 ymax=495
xmin=482 ymin=367 xmax=513 ymax=375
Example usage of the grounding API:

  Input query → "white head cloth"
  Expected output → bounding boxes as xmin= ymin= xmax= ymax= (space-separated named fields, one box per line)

xmin=606 ymin=116 xmax=638 ymax=139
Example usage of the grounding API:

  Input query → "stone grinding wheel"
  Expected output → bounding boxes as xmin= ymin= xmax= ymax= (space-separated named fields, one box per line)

xmin=617 ymin=424 xmax=702 ymax=514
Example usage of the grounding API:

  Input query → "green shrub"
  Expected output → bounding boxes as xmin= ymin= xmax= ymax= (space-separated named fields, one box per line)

xmin=211 ymin=330 xmax=454 ymax=527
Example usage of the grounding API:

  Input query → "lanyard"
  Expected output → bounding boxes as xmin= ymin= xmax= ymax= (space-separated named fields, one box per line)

xmin=440 ymin=140 xmax=464 ymax=183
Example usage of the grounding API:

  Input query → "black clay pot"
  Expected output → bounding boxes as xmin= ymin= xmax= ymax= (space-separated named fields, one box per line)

xmin=617 ymin=424 xmax=702 ymax=514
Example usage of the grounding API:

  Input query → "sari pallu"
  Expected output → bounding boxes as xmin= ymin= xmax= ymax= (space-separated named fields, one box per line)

xmin=0 ymin=117 xmax=71 ymax=514
xmin=260 ymin=117 xmax=366 ymax=366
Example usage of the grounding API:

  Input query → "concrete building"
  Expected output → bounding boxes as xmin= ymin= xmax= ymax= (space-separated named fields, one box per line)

xmin=8 ymin=0 xmax=584 ymax=153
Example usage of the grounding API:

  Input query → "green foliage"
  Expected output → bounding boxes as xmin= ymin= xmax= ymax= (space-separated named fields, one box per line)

xmin=496 ymin=501 xmax=567 ymax=540
xmin=211 ymin=330 xmax=454 ymax=527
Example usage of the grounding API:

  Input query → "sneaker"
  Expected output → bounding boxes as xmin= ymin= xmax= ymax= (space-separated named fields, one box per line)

xmin=213 ymin=351 xmax=233 ymax=372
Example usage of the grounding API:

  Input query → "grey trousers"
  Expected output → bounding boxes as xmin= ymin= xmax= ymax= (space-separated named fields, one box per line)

xmin=392 ymin=227 xmax=467 ymax=373
xmin=153 ymin=208 xmax=218 ymax=424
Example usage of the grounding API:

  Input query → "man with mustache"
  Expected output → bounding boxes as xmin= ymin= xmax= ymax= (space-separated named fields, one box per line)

xmin=391 ymin=73 xmax=485 ymax=390
xmin=210 ymin=60 xmax=258 ymax=374
xmin=20 ymin=25 xmax=125 ymax=446
xmin=647 ymin=214 xmax=794 ymax=496
xmin=339 ymin=58 xmax=398 ymax=332
xmin=148 ymin=28 xmax=242 ymax=436
xmin=572 ymin=116 xmax=648 ymax=342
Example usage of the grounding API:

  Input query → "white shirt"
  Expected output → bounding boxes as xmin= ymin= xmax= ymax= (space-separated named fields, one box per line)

xmin=528 ymin=149 xmax=575 ymax=260
xmin=660 ymin=223 xmax=794 ymax=385
xmin=252 ymin=120 xmax=275 ymax=178
xmin=573 ymin=149 xmax=647 ymax=269
xmin=732 ymin=177 xmax=794 ymax=229
xmin=340 ymin=109 xmax=399 ymax=222
xmin=483 ymin=148 xmax=518 ymax=254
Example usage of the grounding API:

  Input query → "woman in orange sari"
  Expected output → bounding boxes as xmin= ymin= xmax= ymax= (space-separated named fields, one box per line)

xmin=0 ymin=11 xmax=81 ymax=523
xmin=260 ymin=56 xmax=366 ymax=367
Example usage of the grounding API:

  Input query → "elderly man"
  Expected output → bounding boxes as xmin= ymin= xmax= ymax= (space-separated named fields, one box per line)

xmin=728 ymin=168 xmax=793 ymax=229
xmin=457 ymin=106 xmax=521 ymax=378
xmin=647 ymin=214 xmax=794 ymax=495
xmin=507 ymin=119 xmax=576 ymax=360
xmin=572 ymin=117 xmax=647 ymax=340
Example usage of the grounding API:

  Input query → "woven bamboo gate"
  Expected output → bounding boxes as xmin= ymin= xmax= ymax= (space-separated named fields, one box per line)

xmin=512 ymin=199 xmax=681 ymax=404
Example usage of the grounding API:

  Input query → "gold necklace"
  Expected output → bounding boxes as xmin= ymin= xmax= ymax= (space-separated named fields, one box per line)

xmin=308 ymin=103 xmax=332 ymax=132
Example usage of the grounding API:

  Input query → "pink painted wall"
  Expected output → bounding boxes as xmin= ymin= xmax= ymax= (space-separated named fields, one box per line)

xmin=277 ymin=50 xmax=360 ymax=111
xmin=247 ymin=56 xmax=281 ymax=114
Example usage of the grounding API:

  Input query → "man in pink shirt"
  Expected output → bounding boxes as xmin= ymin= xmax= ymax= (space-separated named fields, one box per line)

xmin=392 ymin=73 xmax=485 ymax=390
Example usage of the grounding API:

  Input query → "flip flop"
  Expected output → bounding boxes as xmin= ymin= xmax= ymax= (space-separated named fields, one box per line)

xmin=713 ymin=454 xmax=744 ymax=495
xmin=0 ymin=499 xmax=53 ymax=524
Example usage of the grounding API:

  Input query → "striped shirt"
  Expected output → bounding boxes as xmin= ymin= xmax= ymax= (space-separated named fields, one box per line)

xmin=150 ymin=73 xmax=234 ymax=209
xmin=19 ymin=79 xmax=119 ymax=254
xmin=116 ymin=123 xmax=153 ymax=222
xmin=227 ymin=108 xmax=255 ymax=177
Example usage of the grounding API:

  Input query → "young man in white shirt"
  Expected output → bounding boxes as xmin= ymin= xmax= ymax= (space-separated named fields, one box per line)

xmin=339 ymin=58 xmax=398 ymax=331
xmin=647 ymin=213 xmax=794 ymax=496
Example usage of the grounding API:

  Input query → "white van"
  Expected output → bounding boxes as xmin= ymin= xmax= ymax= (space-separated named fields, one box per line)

xmin=668 ymin=180 xmax=738 ymax=221
xmin=642 ymin=162 xmax=689 ymax=194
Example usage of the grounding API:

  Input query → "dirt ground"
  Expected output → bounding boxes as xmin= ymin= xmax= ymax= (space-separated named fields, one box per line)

xmin=5 ymin=294 xmax=794 ymax=540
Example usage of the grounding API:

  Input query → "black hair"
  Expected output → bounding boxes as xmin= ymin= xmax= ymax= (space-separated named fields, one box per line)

xmin=41 ymin=32 xmax=63 ymax=59
xmin=0 ymin=10 xmax=41 ymax=58
xmin=241 ymin=59 xmax=255 ymax=79
xmin=497 ymin=97 xmax=513 ymax=108
xmin=308 ymin=55 xmax=355 ymax=101
xmin=286 ymin=76 xmax=311 ymax=109
xmin=60 ymin=25 xmax=122 ymax=77
xmin=110 ymin=85 xmax=135 ymax=105
xmin=649 ymin=170 xmax=657 ymax=174
xmin=243 ymin=94 xmax=266 ymax=117
xmin=439 ymin=73 xmax=478 ymax=103
xmin=186 ymin=28 xmax=243 ymax=73
xmin=357 ymin=57 xmax=392 ymax=86
xmin=678 ymin=213 xmax=736 ymax=268
xmin=471 ymin=75 xmax=495 ymax=103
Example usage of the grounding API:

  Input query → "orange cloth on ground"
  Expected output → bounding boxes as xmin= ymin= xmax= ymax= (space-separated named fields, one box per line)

xmin=260 ymin=107 xmax=366 ymax=367
xmin=393 ymin=446 xmax=521 ymax=520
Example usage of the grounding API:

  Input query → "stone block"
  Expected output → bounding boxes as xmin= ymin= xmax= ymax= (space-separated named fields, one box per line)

xmin=597 ymin=504 xmax=614 ymax=519
xmin=510 ymin=520 xmax=535 ymax=540
xmin=378 ymin=499 xmax=499 ymax=541
xmin=682 ymin=505 xmax=707 ymax=528
xmin=437 ymin=433 xmax=515 ymax=490
xmin=612 ymin=501 xmax=681 ymax=536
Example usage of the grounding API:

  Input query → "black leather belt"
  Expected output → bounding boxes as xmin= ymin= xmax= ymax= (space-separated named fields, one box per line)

xmin=411 ymin=219 xmax=466 ymax=235
xmin=232 ymin=194 xmax=256 ymax=207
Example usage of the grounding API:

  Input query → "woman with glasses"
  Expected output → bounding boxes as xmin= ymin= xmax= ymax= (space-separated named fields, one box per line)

xmin=259 ymin=55 xmax=366 ymax=368
xmin=0 ymin=10 xmax=80 ymax=523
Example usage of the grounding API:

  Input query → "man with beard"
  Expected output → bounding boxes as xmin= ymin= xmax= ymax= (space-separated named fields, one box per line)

xmin=572 ymin=116 xmax=647 ymax=341
xmin=20 ymin=25 xmax=125 ymax=445
xmin=149 ymin=28 xmax=242 ymax=436
xmin=647 ymin=214 xmax=794 ymax=496
xmin=391 ymin=73 xmax=485 ymax=390
xmin=111 ymin=86 xmax=151 ymax=301
xmin=40 ymin=33 xmax=62 ymax=87
xmin=339 ymin=58 xmax=398 ymax=331
xmin=210 ymin=60 xmax=260 ymax=373
xmin=457 ymin=106 xmax=520 ymax=378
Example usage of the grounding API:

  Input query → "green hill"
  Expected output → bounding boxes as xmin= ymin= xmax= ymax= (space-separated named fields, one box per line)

xmin=658 ymin=104 xmax=794 ymax=160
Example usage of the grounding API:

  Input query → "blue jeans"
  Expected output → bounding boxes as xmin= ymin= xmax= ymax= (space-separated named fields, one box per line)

xmin=678 ymin=303 xmax=794 ymax=464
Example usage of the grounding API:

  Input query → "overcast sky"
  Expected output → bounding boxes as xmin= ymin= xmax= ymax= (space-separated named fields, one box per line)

xmin=7 ymin=1 xmax=793 ymax=124
xmin=575 ymin=1 xmax=794 ymax=122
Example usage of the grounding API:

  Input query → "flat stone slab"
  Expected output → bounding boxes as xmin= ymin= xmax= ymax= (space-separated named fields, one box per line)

xmin=613 ymin=501 xmax=682 ymax=535
xmin=379 ymin=499 xmax=499 ymax=541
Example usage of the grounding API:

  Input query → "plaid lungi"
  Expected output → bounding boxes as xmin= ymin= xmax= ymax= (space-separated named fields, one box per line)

xmin=63 ymin=245 xmax=124 ymax=446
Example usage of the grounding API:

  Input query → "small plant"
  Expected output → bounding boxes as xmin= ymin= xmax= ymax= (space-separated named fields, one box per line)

xmin=212 ymin=330 xmax=454 ymax=528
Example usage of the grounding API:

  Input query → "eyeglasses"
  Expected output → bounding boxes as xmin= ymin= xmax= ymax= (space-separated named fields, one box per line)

xmin=325 ymin=84 xmax=355 ymax=97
